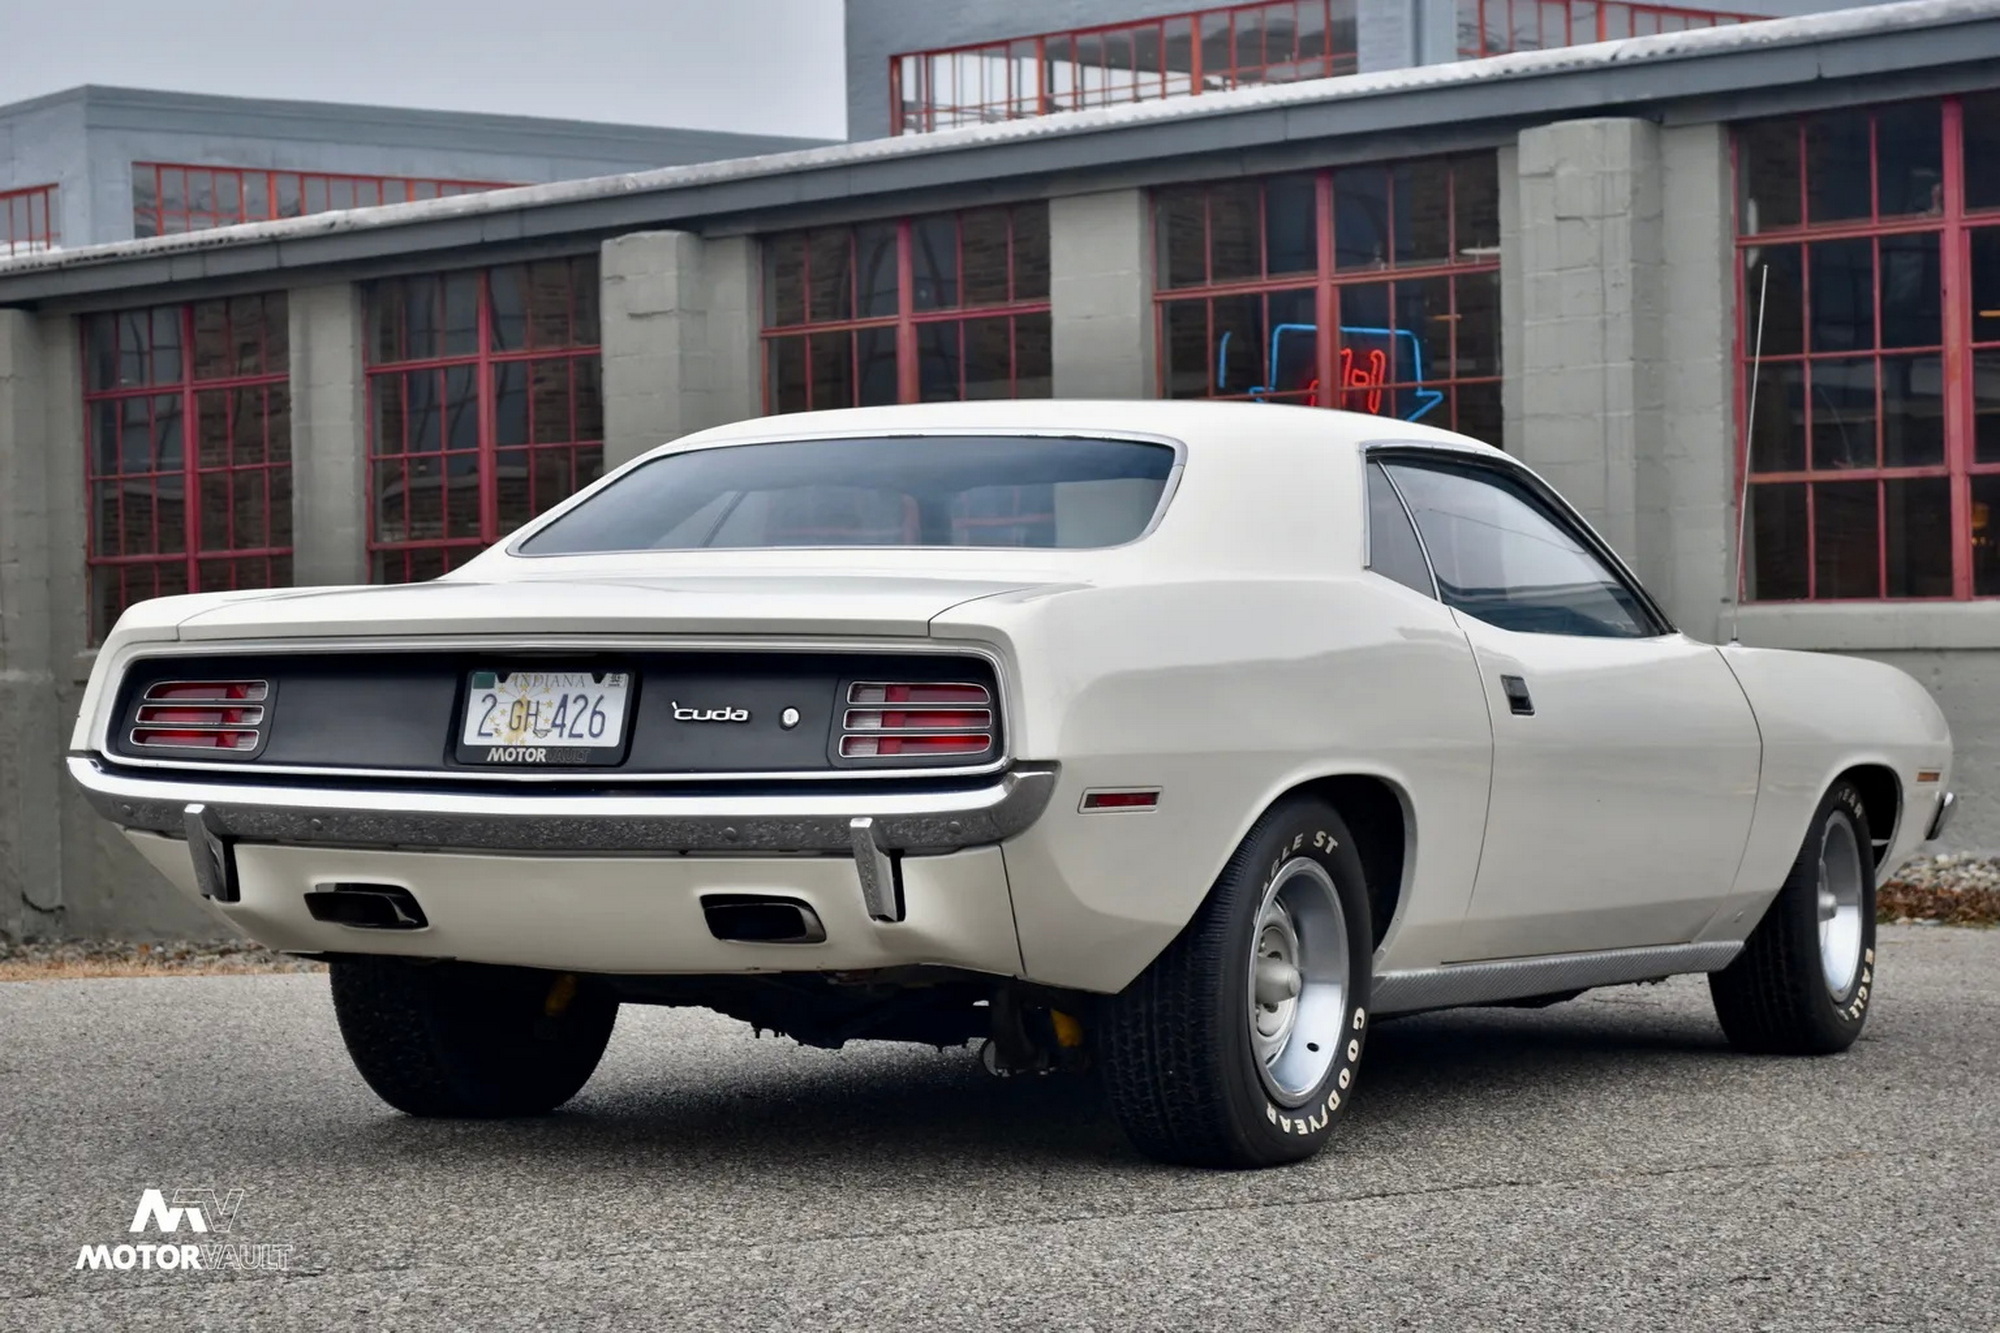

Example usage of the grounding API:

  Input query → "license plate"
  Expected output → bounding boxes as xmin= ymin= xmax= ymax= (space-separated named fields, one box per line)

xmin=460 ymin=669 xmax=632 ymax=763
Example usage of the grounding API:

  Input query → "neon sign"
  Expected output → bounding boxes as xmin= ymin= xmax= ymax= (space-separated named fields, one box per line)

xmin=1215 ymin=323 xmax=1444 ymax=422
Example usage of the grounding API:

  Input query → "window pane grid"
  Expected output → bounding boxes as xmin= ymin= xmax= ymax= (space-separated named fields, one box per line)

xmin=364 ymin=261 xmax=604 ymax=582
xmin=1 ymin=183 xmax=60 ymax=255
xmin=1736 ymin=95 xmax=1986 ymax=602
xmin=762 ymin=206 xmax=1053 ymax=412
xmin=1152 ymin=154 xmax=1503 ymax=447
xmin=1456 ymin=0 xmax=1761 ymax=59
xmin=890 ymin=1 xmax=1359 ymax=134
xmin=81 ymin=296 xmax=292 ymax=641
xmin=132 ymin=163 xmax=516 ymax=239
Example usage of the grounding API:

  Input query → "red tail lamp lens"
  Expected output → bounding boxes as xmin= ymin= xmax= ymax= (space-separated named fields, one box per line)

xmin=130 ymin=728 xmax=260 ymax=750
xmin=145 ymin=681 xmax=268 ymax=702
xmin=843 ymin=709 xmax=992 ymax=732
xmin=136 ymin=705 xmax=263 ymax=726
xmin=841 ymin=734 xmax=992 ymax=758
xmin=848 ymin=683 xmax=990 ymax=706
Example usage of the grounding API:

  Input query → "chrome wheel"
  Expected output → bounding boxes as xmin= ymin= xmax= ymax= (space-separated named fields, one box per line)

xmin=1247 ymin=858 xmax=1350 ymax=1106
xmin=1817 ymin=812 xmax=1866 ymax=1000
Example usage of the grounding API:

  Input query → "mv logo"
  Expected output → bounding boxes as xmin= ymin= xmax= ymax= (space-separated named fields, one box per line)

xmin=130 ymin=1187 xmax=245 ymax=1235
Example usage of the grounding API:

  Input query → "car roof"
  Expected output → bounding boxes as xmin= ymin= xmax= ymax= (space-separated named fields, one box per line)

xmin=659 ymin=399 xmax=1502 ymax=460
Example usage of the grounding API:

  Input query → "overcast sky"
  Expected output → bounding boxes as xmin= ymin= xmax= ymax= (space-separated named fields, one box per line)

xmin=0 ymin=0 xmax=849 ymax=138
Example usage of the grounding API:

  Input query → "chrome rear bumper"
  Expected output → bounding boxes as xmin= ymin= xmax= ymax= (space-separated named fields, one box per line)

xmin=68 ymin=756 xmax=1057 ymax=919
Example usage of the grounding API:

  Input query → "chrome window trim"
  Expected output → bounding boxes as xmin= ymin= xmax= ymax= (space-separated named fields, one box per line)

xmin=87 ymin=635 xmax=1016 ymax=785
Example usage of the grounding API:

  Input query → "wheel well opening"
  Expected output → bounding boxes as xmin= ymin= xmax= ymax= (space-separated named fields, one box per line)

xmin=1839 ymin=765 xmax=1901 ymax=867
xmin=1299 ymin=775 xmax=1407 ymax=951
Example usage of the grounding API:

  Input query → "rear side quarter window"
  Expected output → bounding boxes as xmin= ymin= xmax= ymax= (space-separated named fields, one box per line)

xmin=1365 ymin=462 xmax=1436 ymax=598
xmin=1382 ymin=459 xmax=1662 ymax=639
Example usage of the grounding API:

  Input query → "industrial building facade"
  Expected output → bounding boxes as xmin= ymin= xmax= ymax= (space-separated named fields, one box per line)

xmin=1 ymin=0 xmax=1997 ymax=938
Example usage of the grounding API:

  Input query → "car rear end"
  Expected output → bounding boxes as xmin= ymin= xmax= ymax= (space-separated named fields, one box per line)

xmin=67 ymin=420 xmax=1184 ymax=983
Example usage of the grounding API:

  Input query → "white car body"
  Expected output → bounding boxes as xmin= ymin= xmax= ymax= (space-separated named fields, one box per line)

xmin=70 ymin=401 xmax=1953 ymax=1014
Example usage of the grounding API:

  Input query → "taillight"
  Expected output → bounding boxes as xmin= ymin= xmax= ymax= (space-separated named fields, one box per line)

xmin=129 ymin=728 xmax=261 ymax=751
xmin=848 ymin=682 xmax=990 ymax=706
xmin=129 ymin=680 xmax=269 ymax=755
xmin=839 ymin=682 xmax=994 ymax=763
xmin=143 ymin=681 xmax=268 ymax=702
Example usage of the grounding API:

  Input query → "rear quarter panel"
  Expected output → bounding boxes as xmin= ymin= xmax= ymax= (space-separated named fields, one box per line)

xmin=934 ymin=574 xmax=1494 ymax=993
xmin=1704 ymin=645 xmax=1952 ymax=942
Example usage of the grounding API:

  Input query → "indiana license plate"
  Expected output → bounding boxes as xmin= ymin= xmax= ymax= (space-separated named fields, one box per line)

xmin=459 ymin=669 xmax=632 ymax=763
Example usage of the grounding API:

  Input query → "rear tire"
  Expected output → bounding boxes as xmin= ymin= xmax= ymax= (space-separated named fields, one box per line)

xmin=1710 ymin=780 xmax=1877 ymax=1055
xmin=330 ymin=957 xmax=618 ymax=1116
xmin=1100 ymin=796 xmax=1373 ymax=1168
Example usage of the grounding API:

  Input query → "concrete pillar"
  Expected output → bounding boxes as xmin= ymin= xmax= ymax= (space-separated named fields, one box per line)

xmin=600 ymin=229 xmax=760 ymax=470
xmin=1358 ymin=0 xmax=1461 ymax=71
xmin=288 ymin=284 xmax=369 ymax=587
xmin=0 ymin=309 xmax=63 ymax=939
xmin=1050 ymin=190 xmax=1155 ymax=400
xmin=703 ymin=235 xmax=764 ymax=432
xmin=29 ymin=307 xmax=219 ymax=941
xmin=1652 ymin=123 xmax=1739 ymax=641
xmin=1511 ymin=117 xmax=1665 ymax=566
xmin=1498 ymin=142 xmax=1524 ymax=455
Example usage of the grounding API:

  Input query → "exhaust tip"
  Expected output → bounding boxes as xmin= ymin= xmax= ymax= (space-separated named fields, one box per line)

xmin=701 ymin=894 xmax=827 ymax=944
xmin=305 ymin=883 xmax=428 ymax=930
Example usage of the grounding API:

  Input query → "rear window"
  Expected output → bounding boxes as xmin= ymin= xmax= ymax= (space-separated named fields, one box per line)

xmin=516 ymin=435 xmax=1179 ymax=554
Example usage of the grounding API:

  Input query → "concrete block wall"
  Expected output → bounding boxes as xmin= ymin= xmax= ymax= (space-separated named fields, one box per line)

xmin=1511 ymin=117 xmax=1663 ymax=564
xmin=289 ymin=285 xmax=370 ymax=587
xmin=600 ymin=231 xmax=762 ymax=468
xmin=0 ymin=310 xmax=62 ymax=944
xmin=1050 ymin=191 xmax=1156 ymax=400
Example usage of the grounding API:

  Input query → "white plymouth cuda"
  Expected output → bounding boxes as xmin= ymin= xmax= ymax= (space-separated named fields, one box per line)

xmin=70 ymin=401 xmax=1954 ymax=1167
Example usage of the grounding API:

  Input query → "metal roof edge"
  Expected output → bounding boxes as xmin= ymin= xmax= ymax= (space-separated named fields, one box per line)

xmin=3 ymin=0 xmax=1996 ymax=303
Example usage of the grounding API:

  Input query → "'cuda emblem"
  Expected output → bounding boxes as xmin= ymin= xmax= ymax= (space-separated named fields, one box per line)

xmin=673 ymin=701 xmax=751 ymax=723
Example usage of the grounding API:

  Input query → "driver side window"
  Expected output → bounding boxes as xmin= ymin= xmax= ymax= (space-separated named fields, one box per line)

xmin=1382 ymin=460 xmax=1658 ymax=639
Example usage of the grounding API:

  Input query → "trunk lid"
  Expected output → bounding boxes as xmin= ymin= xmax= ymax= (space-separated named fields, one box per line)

xmin=170 ymin=573 xmax=1049 ymax=641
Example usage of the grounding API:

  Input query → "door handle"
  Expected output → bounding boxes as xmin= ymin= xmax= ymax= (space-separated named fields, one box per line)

xmin=1500 ymin=674 xmax=1534 ymax=716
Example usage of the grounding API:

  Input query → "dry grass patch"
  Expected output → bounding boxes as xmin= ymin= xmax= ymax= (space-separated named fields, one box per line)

xmin=0 ymin=940 xmax=324 ymax=982
xmin=1878 ymin=854 xmax=2000 ymax=927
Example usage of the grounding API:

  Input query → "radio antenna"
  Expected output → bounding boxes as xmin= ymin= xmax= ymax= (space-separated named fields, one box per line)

xmin=1729 ymin=262 xmax=1770 ymax=647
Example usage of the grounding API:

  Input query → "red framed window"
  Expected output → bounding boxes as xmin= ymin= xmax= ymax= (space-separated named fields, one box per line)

xmin=891 ymin=1 xmax=1358 ymax=135
xmin=762 ymin=203 xmax=1052 ymax=411
xmin=132 ymin=164 xmax=515 ymax=237
xmin=2 ymin=183 xmax=60 ymax=255
xmin=1154 ymin=153 xmax=1503 ymax=445
xmin=364 ymin=257 xmax=603 ymax=583
xmin=1735 ymin=92 xmax=2000 ymax=601
xmin=82 ymin=296 xmax=292 ymax=640
xmin=1457 ymin=0 xmax=1760 ymax=59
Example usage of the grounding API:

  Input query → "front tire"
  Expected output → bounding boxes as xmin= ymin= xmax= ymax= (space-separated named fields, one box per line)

xmin=330 ymin=957 xmax=618 ymax=1116
xmin=1710 ymin=780 xmax=1877 ymax=1055
xmin=1100 ymin=796 xmax=1373 ymax=1168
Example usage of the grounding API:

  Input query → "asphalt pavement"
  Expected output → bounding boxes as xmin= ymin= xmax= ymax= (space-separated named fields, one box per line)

xmin=3 ymin=924 xmax=1996 ymax=1331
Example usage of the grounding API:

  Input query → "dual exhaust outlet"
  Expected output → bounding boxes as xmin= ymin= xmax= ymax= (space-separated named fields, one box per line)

xmin=302 ymin=881 xmax=832 ymax=945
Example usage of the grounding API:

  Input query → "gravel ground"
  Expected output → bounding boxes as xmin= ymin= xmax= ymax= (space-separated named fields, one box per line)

xmin=1879 ymin=853 xmax=2000 ymax=925
xmin=1 ymin=924 xmax=1994 ymax=1332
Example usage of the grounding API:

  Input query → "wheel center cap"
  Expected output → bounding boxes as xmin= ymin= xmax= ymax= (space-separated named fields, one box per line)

xmin=1254 ymin=956 xmax=1303 ymax=1007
